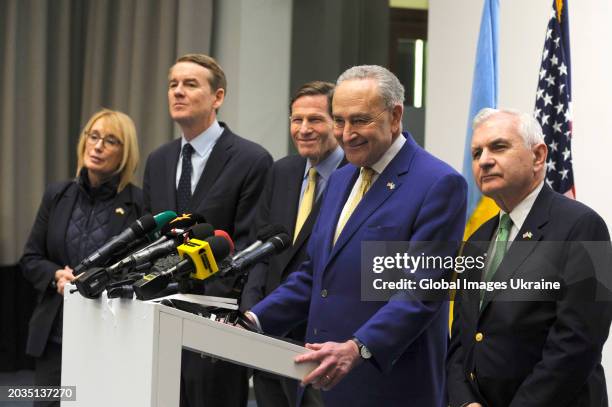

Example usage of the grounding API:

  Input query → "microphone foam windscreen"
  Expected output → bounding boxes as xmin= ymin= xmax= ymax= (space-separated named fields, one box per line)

xmin=134 ymin=213 xmax=157 ymax=236
xmin=270 ymin=233 xmax=291 ymax=252
xmin=214 ymin=230 xmax=235 ymax=254
xmin=205 ymin=236 xmax=231 ymax=261
xmin=153 ymin=211 xmax=178 ymax=232
xmin=190 ymin=223 xmax=215 ymax=240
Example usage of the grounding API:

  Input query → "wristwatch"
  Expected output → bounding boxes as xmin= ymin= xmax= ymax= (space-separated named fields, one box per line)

xmin=351 ymin=337 xmax=372 ymax=360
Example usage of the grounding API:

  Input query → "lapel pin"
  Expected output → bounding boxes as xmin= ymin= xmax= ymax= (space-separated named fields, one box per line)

xmin=522 ymin=231 xmax=533 ymax=239
xmin=115 ymin=207 xmax=125 ymax=216
xmin=386 ymin=182 xmax=396 ymax=190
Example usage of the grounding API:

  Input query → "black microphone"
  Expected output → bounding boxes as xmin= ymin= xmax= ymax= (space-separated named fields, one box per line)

xmin=73 ymin=267 xmax=109 ymax=299
xmin=113 ymin=210 xmax=179 ymax=258
xmin=233 ymin=224 xmax=288 ymax=260
xmin=73 ymin=214 xmax=157 ymax=275
xmin=108 ymin=223 xmax=214 ymax=272
xmin=133 ymin=236 xmax=231 ymax=300
xmin=222 ymin=232 xmax=291 ymax=277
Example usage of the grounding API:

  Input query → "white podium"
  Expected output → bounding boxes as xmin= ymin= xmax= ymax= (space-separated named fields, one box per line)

xmin=61 ymin=286 xmax=316 ymax=406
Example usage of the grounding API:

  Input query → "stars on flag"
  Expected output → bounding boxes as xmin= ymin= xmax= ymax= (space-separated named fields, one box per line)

xmin=534 ymin=0 xmax=574 ymax=197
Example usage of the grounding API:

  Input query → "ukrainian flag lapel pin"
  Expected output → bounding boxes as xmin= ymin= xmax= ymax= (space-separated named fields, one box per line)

xmin=115 ymin=207 xmax=125 ymax=216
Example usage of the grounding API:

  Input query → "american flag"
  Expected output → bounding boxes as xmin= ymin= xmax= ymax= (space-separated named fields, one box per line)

xmin=534 ymin=0 xmax=575 ymax=198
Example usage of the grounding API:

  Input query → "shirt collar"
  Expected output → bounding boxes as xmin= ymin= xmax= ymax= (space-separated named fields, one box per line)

xmin=369 ymin=133 xmax=406 ymax=175
xmin=305 ymin=146 xmax=344 ymax=181
xmin=181 ymin=120 xmax=223 ymax=157
xmin=501 ymin=181 xmax=544 ymax=232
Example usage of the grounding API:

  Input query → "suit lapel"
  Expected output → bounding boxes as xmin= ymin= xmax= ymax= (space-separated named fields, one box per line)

xmin=280 ymin=156 xmax=348 ymax=275
xmin=272 ymin=157 xmax=308 ymax=275
xmin=166 ymin=139 xmax=181 ymax=212
xmin=189 ymin=127 xmax=233 ymax=211
xmin=480 ymin=186 xmax=552 ymax=313
xmin=322 ymin=166 xmax=359 ymax=261
xmin=325 ymin=141 xmax=414 ymax=270
xmin=285 ymin=157 xmax=307 ymax=241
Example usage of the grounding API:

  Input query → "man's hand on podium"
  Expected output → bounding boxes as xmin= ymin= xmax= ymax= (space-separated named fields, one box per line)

xmin=294 ymin=340 xmax=362 ymax=391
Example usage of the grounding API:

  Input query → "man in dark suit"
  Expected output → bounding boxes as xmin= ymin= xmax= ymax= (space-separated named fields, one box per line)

xmin=246 ymin=65 xmax=467 ymax=406
xmin=143 ymin=54 xmax=272 ymax=407
xmin=241 ymin=81 xmax=345 ymax=406
xmin=447 ymin=108 xmax=612 ymax=407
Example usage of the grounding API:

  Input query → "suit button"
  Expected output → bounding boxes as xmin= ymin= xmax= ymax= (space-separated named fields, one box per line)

xmin=313 ymin=328 xmax=318 ymax=335
xmin=475 ymin=332 xmax=484 ymax=342
xmin=469 ymin=372 xmax=476 ymax=381
xmin=321 ymin=289 xmax=328 ymax=298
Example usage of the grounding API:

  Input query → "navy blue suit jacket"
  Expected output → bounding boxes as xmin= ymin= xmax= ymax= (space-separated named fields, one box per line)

xmin=253 ymin=134 xmax=467 ymax=406
xmin=447 ymin=185 xmax=612 ymax=407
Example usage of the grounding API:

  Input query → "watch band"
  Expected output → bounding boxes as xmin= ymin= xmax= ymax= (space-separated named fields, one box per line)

xmin=351 ymin=337 xmax=372 ymax=360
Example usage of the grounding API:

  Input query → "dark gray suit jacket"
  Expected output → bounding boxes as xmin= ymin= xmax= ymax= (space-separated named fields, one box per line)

xmin=143 ymin=123 xmax=272 ymax=297
xmin=241 ymin=154 xmax=346 ymax=313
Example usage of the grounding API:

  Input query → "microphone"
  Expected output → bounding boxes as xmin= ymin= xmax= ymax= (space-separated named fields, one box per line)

xmin=232 ymin=224 xmax=288 ymax=260
xmin=133 ymin=235 xmax=231 ymax=300
xmin=214 ymin=229 xmax=234 ymax=255
xmin=111 ymin=210 xmax=179 ymax=258
xmin=135 ymin=212 xmax=207 ymax=253
xmin=109 ymin=223 xmax=214 ymax=272
xmin=221 ymin=232 xmax=291 ymax=277
xmin=73 ymin=267 xmax=109 ymax=299
xmin=152 ymin=210 xmax=180 ymax=234
xmin=73 ymin=213 xmax=157 ymax=274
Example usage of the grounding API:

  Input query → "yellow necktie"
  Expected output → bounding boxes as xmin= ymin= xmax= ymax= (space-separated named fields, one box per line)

xmin=333 ymin=167 xmax=375 ymax=245
xmin=294 ymin=167 xmax=317 ymax=243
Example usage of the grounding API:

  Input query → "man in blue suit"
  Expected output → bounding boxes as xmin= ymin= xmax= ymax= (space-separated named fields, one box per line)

xmin=247 ymin=65 xmax=467 ymax=406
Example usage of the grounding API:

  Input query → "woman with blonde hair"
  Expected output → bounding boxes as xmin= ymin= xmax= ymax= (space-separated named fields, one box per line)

xmin=20 ymin=109 xmax=144 ymax=406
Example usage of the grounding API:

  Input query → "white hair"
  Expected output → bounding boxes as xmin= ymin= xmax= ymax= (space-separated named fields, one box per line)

xmin=473 ymin=108 xmax=544 ymax=147
xmin=337 ymin=65 xmax=405 ymax=110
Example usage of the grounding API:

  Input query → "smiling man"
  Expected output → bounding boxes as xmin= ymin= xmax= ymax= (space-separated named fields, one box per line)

xmin=447 ymin=108 xmax=612 ymax=407
xmin=241 ymin=81 xmax=344 ymax=407
xmin=246 ymin=65 xmax=467 ymax=406
xmin=143 ymin=54 xmax=272 ymax=407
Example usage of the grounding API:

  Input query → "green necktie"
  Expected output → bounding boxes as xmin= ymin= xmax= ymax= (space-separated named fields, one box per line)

xmin=481 ymin=214 xmax=513 ymax=304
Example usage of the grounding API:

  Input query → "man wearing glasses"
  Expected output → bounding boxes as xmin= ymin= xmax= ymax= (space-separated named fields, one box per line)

xmin=245 ymin=65 xmax=467 ymax=406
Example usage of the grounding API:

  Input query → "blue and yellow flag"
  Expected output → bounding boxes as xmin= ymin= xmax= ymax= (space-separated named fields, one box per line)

xmin=451 ymin=0 xmax=500 ymax=332
xmin=461 ymin=0 xmax=500 ymax=239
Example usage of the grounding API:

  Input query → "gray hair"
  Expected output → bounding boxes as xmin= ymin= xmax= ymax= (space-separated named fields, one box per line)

xmin=336 ymin=65 xmax=405 ymax=110
xmin=473 ymin=108 xmax=544 ymax=147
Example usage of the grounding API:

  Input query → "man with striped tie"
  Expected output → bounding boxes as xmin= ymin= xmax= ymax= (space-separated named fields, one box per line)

xmin=246 ymin=65 xmax=467 ymax=406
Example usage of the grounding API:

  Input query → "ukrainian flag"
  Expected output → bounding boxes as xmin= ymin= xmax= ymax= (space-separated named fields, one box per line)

xmin=451 ymin=0 xmax=500 ymax=331
xmin=462 ymin=0 xmax=500 ymax=239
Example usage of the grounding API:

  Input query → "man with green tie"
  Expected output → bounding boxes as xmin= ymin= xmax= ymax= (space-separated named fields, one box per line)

xmin=447 ymin=108 xmax=612 ymax=407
